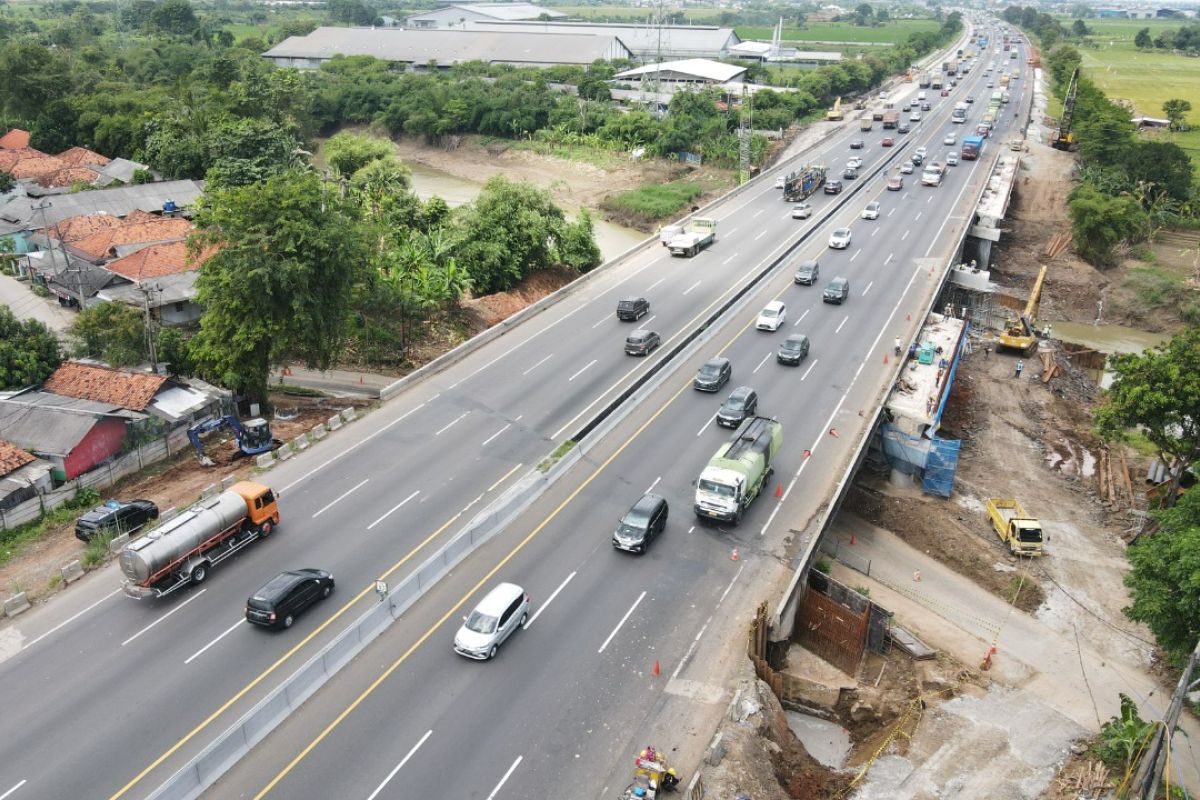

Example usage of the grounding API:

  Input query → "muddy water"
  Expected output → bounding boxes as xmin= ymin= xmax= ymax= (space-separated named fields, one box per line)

xmin=405 ymin=162 xmax=648 ymax=263
xmin=1051 ymin=321 xmax=1170 ymax=388
xmin=1051 ymin=321 xmax=1168 ymax=354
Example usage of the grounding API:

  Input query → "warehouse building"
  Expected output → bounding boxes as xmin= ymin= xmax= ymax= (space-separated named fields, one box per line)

xmin=614 ymin=59 xmax=747 ymax=86
xmin=406 ymin=3 xmax=566 ymax=29
xmin=458 ymin=21 xmax=742 ymax=61
xmin=263 ymin=27 xmax=633 ymax=69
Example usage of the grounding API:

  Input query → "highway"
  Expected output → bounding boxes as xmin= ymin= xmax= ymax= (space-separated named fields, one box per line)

xmin=200 ymin=33 xmax=1030 ymax=800
xmin=0 ymin=24 xmax=1029 ymax=800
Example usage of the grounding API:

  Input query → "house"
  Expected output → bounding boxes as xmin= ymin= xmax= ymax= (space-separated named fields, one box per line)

xmin=0 ymin=179 xmax=203 ymax=254
xmin=0 ymin=130 xmax=150 ymax=194
xmin=0 ymin=362 xmax=225 ymax=480
xmin=96 ymin=240 xmax=212 ymax=326
xmin=406 ymin=3 xmax=566 ymax=29
xmin=263 ymin=26 xmax=633 ymax=69
xmin=458 ymin=21 xmax=742 ymax=61
xmin=0 ymin=438 xmax=54 ymax=512
xmin=614 ymin=59 xmax=748 ymax=87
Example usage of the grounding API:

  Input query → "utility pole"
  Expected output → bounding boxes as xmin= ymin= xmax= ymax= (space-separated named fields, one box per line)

xmin=738 ymin=86 xmax=752 ymax=184
xmin=140 ymin=283 xmax=160 ymax=372
xmin=1131 ymin=638 xmax=1200 ymax=800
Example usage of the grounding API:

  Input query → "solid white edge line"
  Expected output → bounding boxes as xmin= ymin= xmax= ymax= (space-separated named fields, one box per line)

xmin=312 ymin=478 xmax=370 ymax=518
xmin=486 ymin=756 xmax=523 ymax=800
xmin=366 ymin=490 xmax=421 ymax=530
xmin=598 ymin=590 xmax=646 ymax=654
xmin=365 ymin=730 xmax=433 ymax=800
xmin=0 ymin=780 xmax=26 ymax=800
xmin=23 ymin=588 xmax=121 ymax=650
xmin=122 ymin=589 xmax=207 ymax=647
xmin=435 ymin=412 xmax=469 ymax=436
xmin=524 ymin=571 xmax=576 ymax=630
xmin=184 ymin=617 xmax=246 ymax=665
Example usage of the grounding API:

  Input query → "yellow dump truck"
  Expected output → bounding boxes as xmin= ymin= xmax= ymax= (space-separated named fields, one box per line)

xmin=986 ymin=498 xmax=1045 ymax=556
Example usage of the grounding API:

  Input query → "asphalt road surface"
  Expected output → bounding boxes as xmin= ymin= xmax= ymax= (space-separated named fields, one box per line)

xmin=0 ymin=22 xmax=1031 ymax=800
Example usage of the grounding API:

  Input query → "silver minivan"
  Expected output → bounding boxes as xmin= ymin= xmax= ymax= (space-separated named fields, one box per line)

xmin=453 ymin=582 xmax=530 ymax=660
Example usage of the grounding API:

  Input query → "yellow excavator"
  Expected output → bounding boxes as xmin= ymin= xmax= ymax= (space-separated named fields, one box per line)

xmin=998 ymin=264 xmax=1047 ymax=355
xmin=826 ymin=96 xmax=843 ymax=121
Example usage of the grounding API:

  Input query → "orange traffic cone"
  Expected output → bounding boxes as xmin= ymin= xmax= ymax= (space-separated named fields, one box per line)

xmin=731 ymin=548 xmax=739 ymax=562
xmin=803 ymin=449 xmax=811 ymax=459
xmin=883 ymin=353 xmax=889 ymax=364
xmin=850 ymin=532 xmax=857 ymax=545
xmin=652 ymin=659 xmax=661 ymax=677
xmin=775 ymin=482 xmax=783 ymax=498
xmin=829 ymin=428 xmax=839 ymax=438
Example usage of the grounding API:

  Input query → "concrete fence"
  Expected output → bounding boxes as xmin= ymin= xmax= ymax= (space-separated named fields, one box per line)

xmin=0 ymin=428 xmax=190 ymax=532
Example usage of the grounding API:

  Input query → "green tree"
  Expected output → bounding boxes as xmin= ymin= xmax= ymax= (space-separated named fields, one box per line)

xmin=0 ymin=307 xmax=61 ymax=389
xmin=69 ymin=302 xmax=148 ymax=367
xmin=189 ymin=171 xmax=370 ymax=405
xmin=1067 ymin=185 xmax=1145 ymax=266
xmin=323 ymin=131 xmax=395 ymax=178
xmin=1122 ymin=141 xmax=1194 ymax=203
xmin=203 ymin=118 xmax=303 ymax=189
xmin=155 ymin=327 xmax=193 ymax=376
xmin=1070 ymin=19 xmax=1089 ymax=38
xmin=328 ymin=0 xmax=377 ymax=25
xmin=1094 ymin=694 xmax=1156 ymax=770
xmin=1134 ymin=27 xmax=1153 ymax=48
xmin=0 ymin=171 xmax=13 ymax=193
xmin=149 ymin=0 xmax=199 ymax=35
xmin=1163 ymin=98 xmax=1192 ymax=131
xmin=1096 ymin=329 xmax=1200 ymax=508
xmin=1123 ymin=490 xmax=1200 ymax=659
xmin=0 ymin=41 xmax=73 ymax=119
xmin=559 ymin=209 xmax=602 ymax=273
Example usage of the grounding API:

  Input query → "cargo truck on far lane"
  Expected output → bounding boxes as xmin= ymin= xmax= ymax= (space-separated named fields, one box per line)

xmin=666 ymin=218 xmax=718 ymax=257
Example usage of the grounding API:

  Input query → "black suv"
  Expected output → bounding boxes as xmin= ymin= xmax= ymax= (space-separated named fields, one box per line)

xmin=716 ymin=386 xmax=758 ymax=428
xmin=693 ymin=357 xmax=732 ymax=392
xmin=824 ymin=179 xmax=843 ymax=195
xmin=612 ymin=493 xmax=668 ymax=554
xmin=823 ymin=277 xmax=851 ymax=304
xmin=246 ymin=569 xmax=335 ymax=629
xmin=616 ymin=296 xmax=649 ymax=321
xmin=75 ymin=499 xmax=159 ymax=542
xmin=624 ymin=329 xmax=661 ymax=356
xmin=794 ymin=259 xmax=819 ymax=286
xmin=777 ymin=334 xmax=811 ymax=366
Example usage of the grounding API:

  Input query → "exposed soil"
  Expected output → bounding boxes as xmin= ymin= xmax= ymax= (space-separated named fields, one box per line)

xmin=389 ymin=134 xmax=735 ymax=231
xmin=992 ymin=141 xmax=1198 ymax=334
xmin=0 ymin=394 xmax=372 ymax=603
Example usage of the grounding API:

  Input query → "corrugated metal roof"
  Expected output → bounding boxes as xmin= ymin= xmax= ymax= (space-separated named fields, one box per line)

xmin=410 ymin=3 xmax=566 ymax=21
xmin=0 ymin=392 xmax=139 ymax=457
xmin=0 ymin=180 xmax=202 ymax=236
xmin=614 ymin=59 xmax=746 ymax=83
xmin=264 ymin=27 xmax=630 ymax=65
xmin=461 ymin=20 xmax=740 ymax=55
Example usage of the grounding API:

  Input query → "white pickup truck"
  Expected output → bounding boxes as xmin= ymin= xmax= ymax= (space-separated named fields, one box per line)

xmin=921 ymin=162 xmax=944 ymax=187
xmin=665 ymin=218 xmax=718 ymax=257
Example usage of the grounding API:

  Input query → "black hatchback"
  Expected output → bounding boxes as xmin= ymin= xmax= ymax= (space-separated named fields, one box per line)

xmin=246 ymin=569 xmax=335 ymax=629
xmin=694 ymin=357 xmax=732 ymax=392
xmin=75 ymin=499 xmax=159 ymax=542
xmin=716 ymin=386 xmax=758 ymax=428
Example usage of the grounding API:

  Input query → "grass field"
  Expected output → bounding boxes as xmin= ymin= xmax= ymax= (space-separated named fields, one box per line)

xmin=1074 ymin=36 xmax=1200 ymax=163
xmin=736 ymin=19 xmax=941 ymax=45
xmin=1058 ymin=17 xmax=1183 ymax=41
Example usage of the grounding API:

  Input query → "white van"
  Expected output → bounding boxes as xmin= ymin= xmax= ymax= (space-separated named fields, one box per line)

xmin=917 ymin=91 xmax=927 ymax=101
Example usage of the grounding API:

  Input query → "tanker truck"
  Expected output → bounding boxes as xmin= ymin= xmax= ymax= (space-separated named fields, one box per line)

xmin=120 ymin=481 xmax=280 ymax=598
xmin=693 ymin=416 xmax=783 ymax=525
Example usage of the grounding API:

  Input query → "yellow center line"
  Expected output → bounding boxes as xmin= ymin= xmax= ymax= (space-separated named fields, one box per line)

xmin=108 ymin=465 xmax=519 ymax=800
xmin=253 ymin=285 xmax=774 ymax=798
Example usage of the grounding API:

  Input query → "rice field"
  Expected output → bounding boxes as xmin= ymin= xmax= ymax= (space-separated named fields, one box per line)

xmin=737 ymin=19 xmax=942 ymax=46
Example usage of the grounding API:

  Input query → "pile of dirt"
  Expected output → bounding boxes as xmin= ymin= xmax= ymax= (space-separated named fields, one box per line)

xmin=460 ymin=267 xmax=581 ymax=329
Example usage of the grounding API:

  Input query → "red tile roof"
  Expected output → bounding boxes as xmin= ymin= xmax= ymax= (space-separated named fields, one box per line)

xmin=0 ymin=128 xmax=31 ymax=149
xmin=40 ymin=167 xmax=102 ymax=188
xmin=46 ymin=213 xmax=126 ymax=242
xmin=56 ymin=147 xmax=111 ymax=168
xmin=0 ymin=439 xmax=36 ymax=477
xmin=0 ymin=147 xmax=50 ymax=173
xmin=43 ymin=362 xmax=167 ymax=411
xmin=9 ymin=154 xmax=64 ymax=180
xmin=68 ymin=217 xmax=194 ymax=261
xmin=103 ymin=241 xmax=211 ymax=280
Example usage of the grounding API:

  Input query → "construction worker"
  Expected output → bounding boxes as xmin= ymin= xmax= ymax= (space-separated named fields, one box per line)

xmin=1015 ymin=359 xmax=1024 ymax=379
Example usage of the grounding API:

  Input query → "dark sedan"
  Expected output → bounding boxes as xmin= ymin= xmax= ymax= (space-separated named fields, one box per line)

xmin=75 ymin=499 xmax=159 ymax=542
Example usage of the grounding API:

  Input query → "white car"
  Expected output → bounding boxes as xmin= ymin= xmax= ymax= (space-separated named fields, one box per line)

xmin=909 ymin=112 xmax=922 ymax=122
xmin=916 ymin=146 xmax=928 ymax=159
xmin=792 ymin=202 xmax=813 ymax=219
xmin=943 ymin=133 xmax=957 ymax=145
xmin=774 ymin=173 xmax=787 ymax=189
xmin=900 ymin=160 xmax=915 ymax=174
xmin=756 ymin=300 xmax=787 ymax=331
xmin=828 ymin=227 xmax=852 ymax=249
xmin=861 ymin=201 xmax=881 ymax=220
xmin=847 ymin=156 xmax=863 ymax=169
xmin=947 ymin=151 xmax=959 ymax=166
